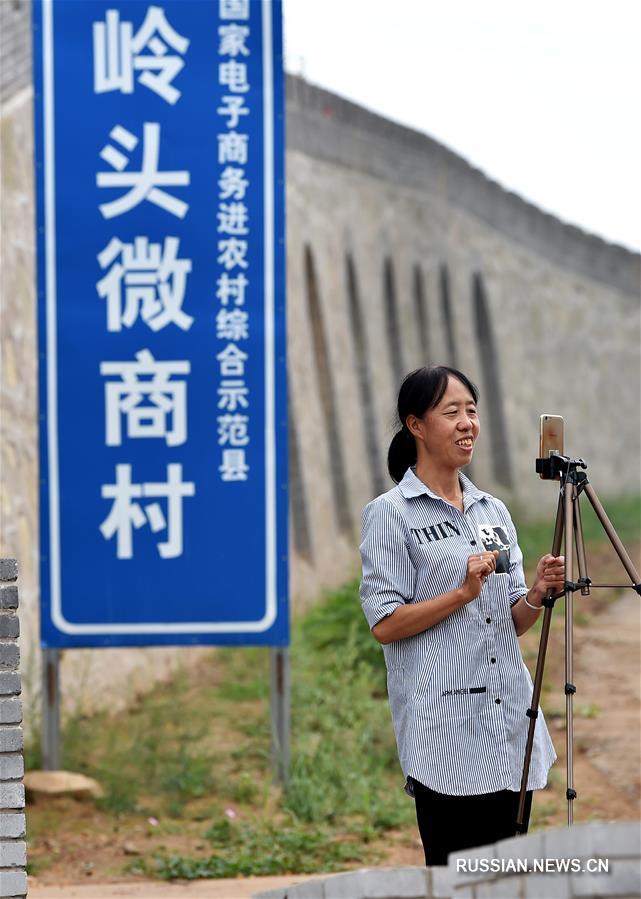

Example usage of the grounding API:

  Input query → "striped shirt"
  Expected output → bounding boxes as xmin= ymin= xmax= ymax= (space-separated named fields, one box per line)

xmin=359 ymin=466 xmax=557 ymax=797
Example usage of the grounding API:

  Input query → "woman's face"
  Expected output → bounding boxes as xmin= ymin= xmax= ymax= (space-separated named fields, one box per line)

xmin=409 ymin=376 xmax=480 ymax=469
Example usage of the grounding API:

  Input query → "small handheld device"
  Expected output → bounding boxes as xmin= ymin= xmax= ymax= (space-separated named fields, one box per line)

xmin=539 ymin=415 xmax=564 ymax=480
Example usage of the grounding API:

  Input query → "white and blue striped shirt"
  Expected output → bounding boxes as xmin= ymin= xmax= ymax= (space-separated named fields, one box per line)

xmin=359 ymin=466 xmax=557 ymax=797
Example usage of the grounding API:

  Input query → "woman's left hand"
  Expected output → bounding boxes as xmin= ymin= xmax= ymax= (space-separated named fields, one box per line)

xmin=531 ymin=554 xmax=565 ymax=601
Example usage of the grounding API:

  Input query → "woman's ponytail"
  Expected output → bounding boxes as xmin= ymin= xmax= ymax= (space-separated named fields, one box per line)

xmin=387 ymin=426 xmax=417 ymax=484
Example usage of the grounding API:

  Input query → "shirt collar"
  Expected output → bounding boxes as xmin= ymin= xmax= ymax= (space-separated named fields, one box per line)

xmin=397 ymin=466 xmax=490 ymax=508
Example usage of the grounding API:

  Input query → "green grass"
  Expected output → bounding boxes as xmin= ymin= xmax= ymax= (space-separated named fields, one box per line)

xmin=127 ymin=821 xmax=365 ymax=879
xmin=67 ymin=670 xmax=219 ymax=817
xmin=26 ymin=580 xmax=410 ymax=878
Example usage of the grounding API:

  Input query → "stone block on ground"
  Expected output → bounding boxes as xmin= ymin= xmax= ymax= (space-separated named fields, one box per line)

xmin=322 ymin=869 xmax=368 ymax=899
xmin=541 ymin=821 xmax=600 ymax=860
xmin=355 ymin=866 xmax=429 ymax=898
xmin=475 ymin=875 xmax=526 ymax=898
xmin=23 ymin=770 xmax=104 ymax=801
xmin=523 ymin=872 xmax=570 ymax=898
xmin=571 ymin=859 xmax=641 ymax=898
xmin=495 ymin=830 xmax=544 ymax=863
xmin=431 ymin=864 xmax=455 ymax=898
xmin=286 ymin=878 xmax=324 ymax=898
xmin=448 ymin=842 xmax=497 ymax=885
xmin=591 ymin=820 xmax=641 ymax=858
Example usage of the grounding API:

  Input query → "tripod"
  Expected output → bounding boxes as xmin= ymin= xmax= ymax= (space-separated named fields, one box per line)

xmin=515 ymin=453 xmax=641 ymax=833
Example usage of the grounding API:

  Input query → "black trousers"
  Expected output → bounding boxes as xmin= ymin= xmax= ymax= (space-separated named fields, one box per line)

xmin=411 ymin=777 xmax=533 ymax=866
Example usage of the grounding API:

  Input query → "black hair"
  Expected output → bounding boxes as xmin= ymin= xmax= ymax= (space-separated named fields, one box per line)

xmin=387 ymin=366 xmax=479 ymax=484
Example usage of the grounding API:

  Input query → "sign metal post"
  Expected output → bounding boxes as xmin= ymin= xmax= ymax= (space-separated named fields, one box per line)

xmin=42 ymin=648 xmax=61 ymax=770
xmin=270 ymin=645 xmax=289 ymax=784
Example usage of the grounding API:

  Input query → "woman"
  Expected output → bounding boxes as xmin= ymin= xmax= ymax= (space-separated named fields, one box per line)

xmin=359 ymin=366 xmax=563 ymax=866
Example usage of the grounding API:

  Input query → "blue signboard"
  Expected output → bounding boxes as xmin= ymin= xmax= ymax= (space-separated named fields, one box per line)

xmin=33 ymin=0 xmax=288 ymax=647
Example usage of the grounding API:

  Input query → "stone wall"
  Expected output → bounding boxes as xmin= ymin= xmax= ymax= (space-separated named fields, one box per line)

xmin=285 ymin=76 xmax=640 ymax=607
xmin=0 ymin=5 xmax=639 ymax=734
xmin=253 ymin=820 xmax=641 ymax=899
xmin=0 ymin=2 xmax=31 ymax=106
xmin=0 ymin=560 xmax=27 ymax=899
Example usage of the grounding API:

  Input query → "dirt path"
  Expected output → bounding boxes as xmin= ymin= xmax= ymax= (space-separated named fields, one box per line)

xmin=28 ymin=873 xmax=325 ymax=899
xmin=570 ymin=587 xmax=640 ymax=815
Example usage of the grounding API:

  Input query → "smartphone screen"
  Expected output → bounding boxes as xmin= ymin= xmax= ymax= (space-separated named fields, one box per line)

xmin=539 ymin=415 xmax=564 ymax=479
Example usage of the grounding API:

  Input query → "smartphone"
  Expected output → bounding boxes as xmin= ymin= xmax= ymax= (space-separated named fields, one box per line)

xmin=539 ymin=415 xmax=564 ymax=480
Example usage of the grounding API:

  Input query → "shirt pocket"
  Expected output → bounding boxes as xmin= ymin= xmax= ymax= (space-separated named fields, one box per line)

xmin=416 ymin=683 xmax=490 ymax=724
xmin=491 ymin=571 xmax=512 ymax=620
xmin=407 ymin=638 xmax=443 ymax=705
xmin=434 ymin=687 xmax=490 ymax=721
xmin=386 ymin=666 xmax=408 ymax=733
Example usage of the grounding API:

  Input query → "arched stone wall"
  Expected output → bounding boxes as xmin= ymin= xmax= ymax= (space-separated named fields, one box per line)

xmin=285 ymin=74 xmax=639 ymax=604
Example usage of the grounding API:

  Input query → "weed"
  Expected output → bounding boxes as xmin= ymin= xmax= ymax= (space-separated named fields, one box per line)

xmin=218 ymin=679 xmax=269 ymax=702
xmin=228 ymin=771 xmax=258 ymax=804
xmin=131 ymin=821 xmax=365 ymax=879
xmin=26 ymin=856 xmax=54 ymax=876
xmin=203 ymin=818 xmax=234 ymax=845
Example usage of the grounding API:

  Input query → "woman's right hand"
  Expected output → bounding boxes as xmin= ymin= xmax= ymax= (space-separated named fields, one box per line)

xmin=460 ymin=550 xmax=499 ymax=602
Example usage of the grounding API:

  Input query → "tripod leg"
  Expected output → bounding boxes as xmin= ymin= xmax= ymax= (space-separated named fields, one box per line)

xmin=582 ymin=483 xmax=641 ymax=589
xmin=516 ymin=491 xmax=565 ymax=834
xmin=573 ymin=493 xmax=591 ymax=596
xmin=565 ymin=483 xmax=577 ymax=826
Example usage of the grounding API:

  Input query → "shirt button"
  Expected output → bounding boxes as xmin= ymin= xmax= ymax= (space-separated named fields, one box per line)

xmin=470 ymin=540 xmax=477 ymax=546
xmin=491 ymin=657 xmax=496 ymax=663
xmin=495 ymin=698 xmax=501 ymax=704
xmin=486 ymin=617 xmax=491 ymax=623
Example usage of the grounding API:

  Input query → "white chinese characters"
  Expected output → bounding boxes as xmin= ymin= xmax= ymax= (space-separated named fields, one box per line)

xmin=100 ymin=463 xmax=195 ymax=558
xmin=101 ymin=349 xmax=190 ymax=447
xmin=92 ymin=0 xmax=255 ymax=565
xmin=219 ymin=449 xmax=249 ymax=481
xmin=220 ymin=0 xmax=250 ymax=21
xmin=93 ymin=6 xmax=197 ymax=562
xmin=215 ymin=0 xmax=252 ymax=483
xmin=97 ymin=123 xmax=190 ymax=219
xmin=97 ymin=236 xmax=193 ymax=332
xmin=93 ymin=6 xmax=189 ymax=104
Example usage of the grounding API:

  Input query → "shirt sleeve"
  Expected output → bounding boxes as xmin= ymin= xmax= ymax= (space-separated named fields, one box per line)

xmin=359 ymin=497 xmax=416 ymax=630
xmin=497 ymin=500 xmax=528 ymax=607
